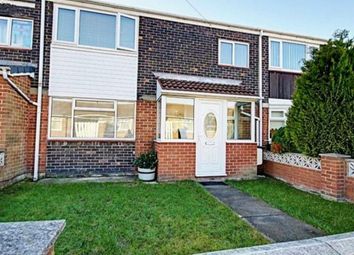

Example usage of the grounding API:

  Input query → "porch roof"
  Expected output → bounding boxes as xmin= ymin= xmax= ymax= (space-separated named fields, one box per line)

xmin=155 ymin=72 xmax=256 ymax=97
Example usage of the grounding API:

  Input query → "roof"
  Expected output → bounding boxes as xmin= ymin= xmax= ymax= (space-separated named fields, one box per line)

xmin=63 ymin=0 xmax=327 ymax=44
xmin=158 ymin=79 xmax=255 ymax=96
xmin=0 ymin=60 xmax=36 ymax=76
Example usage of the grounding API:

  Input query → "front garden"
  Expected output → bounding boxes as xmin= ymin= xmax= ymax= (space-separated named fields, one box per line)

xmin=0 ymin=181 xmax=267 ymax=254
xmin=228 ymin=178 xmax=354 ymax=235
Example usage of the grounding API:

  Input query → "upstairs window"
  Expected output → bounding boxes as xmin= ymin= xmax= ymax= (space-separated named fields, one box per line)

xmin=0 ymin=17 xmax=33 ymax=48
xmin=55 ymin=6 xmax=138 ymax=51
xmin=270 ymin=39 xmax=318 ymax=72
xmin=219 ymin=40 xmax=249 ymax=68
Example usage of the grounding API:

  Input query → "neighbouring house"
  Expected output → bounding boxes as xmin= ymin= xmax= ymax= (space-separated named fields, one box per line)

xmin=0 ymin=0 xmax=327 ymax=186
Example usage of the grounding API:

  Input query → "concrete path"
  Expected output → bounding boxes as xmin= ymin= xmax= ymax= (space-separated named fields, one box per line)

xmin=196 ymin=232 xmax=354 ymax=255
xmin=201 ymin=182 xmax=323 ymax=242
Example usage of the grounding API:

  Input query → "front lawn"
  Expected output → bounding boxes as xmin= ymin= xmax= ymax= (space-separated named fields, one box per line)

xmin=227 ymin=178 xmax=354 ymax=235
xmin=0 ymin=181 xmax=267 ymax=254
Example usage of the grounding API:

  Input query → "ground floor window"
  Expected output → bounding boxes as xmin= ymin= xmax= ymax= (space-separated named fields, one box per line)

xmin=269 ymin=110 xmax=287 ymax=139
xmin=227 ymin=102 xmax=253 ymax=140
xmin=49 ymin=98 xmax=135 ymax=139
xmin=163 ymin=97 xmax=194 ymax=140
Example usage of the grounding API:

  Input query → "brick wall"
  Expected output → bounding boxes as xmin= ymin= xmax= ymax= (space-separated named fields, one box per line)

xmin=46 ymin=141 xmax=135 ymax=177
xmin=155 ymin=142 xmax=196 ymax=181
xmin=262 ymin=153 xmax=354 ymax=202
xmin=226 ymin=143 xmax=257 ymax=179
xmin=262 ymin=107 xmax=269 ymax=145
xmin=138 ymin=17 xmax=269 ymax=98
xmin=346 ymin=175 xmax=354 ymax=202
xmin=0 ymin=75 xmax=35 ymax=188
xmin=262 ymin=161 xmax=322 ymax=192
xmin=155 ymin=142 xmax=258 ymax=181
xmin=136 ymin=99 xmax=157 ymax=155
xmin=27 ymin=90 xmax=48 ymax=175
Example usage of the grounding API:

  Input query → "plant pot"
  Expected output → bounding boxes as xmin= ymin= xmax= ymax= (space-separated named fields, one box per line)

xmin=138 ymin=167 xmax=156 ymax=182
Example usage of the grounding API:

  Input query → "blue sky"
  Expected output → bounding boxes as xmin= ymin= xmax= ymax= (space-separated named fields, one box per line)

xmin=108 ymin=0 xmax=353 ymax=39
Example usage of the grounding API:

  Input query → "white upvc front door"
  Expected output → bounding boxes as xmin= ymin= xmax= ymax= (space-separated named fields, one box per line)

xmin=196 ymin=99 xmax=226 ymax=177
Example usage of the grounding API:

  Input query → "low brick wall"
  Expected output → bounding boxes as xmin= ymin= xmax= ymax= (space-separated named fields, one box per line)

xmin=346 ymin=177 xmax=354 ymax=202
xmin=262 ymin=161 xmax=322 ymax=192
xmin=226 ymin=143 xmax=257 ymax=179
xmin=262 ymin=152 xmax=354 ymax=202
xmin=0 ymin=75 xmax=35 ymax=188
xmin=155 ymin=142 xmax=258 ymax=181
xmin=155 ymin=142 xmax=196 ymax=181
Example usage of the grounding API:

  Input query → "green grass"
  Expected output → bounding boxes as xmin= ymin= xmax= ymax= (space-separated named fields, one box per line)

xmin=227 ymin=178 xmax=354 ymax=235
xmin=0 ymin=181 xmax=267 ymax=255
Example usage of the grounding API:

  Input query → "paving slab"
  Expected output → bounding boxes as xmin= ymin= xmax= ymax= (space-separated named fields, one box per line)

xmin=202 ymin=183 xmax=323 ymax=242
xmin=0 ymin=220 xmax=65 ymax=255
xmin=196 ymin=231 xmax=354 ymax=255
xmin=39 ymin=176 xmax=136 ymax=184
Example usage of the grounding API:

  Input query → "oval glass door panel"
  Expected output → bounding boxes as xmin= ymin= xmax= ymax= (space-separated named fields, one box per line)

xmin=204 ymin=113 xmax=217 ymax=138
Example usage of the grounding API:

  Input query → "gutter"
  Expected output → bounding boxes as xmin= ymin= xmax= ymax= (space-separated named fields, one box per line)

xmin=33 ymin=0 xmax=46 ymax=181
xmin=1 ymin=68 xmax=37 ymax=106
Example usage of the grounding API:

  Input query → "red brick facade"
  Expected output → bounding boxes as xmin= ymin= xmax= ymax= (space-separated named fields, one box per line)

xmin=262 ymin=107 xmax=269 ymax=145
xmin=262 ymin=154 xmax=354 ymax=202
xmin=0 ymin=75 xmax=35 ymax=188
xmin=226 ymin=143 xmax=257 ymax=179
xmin=136 ymin=99 xmax=157 ymax=156
xmin=155 ymin=141 xmax=258 ymax=181
xmin=155 ymin=142 xmax=196 ymax=181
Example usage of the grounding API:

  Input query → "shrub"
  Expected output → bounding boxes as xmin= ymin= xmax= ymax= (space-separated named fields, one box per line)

xmin=271 ymin=127 xmax=296 ymax=153
xmin=133 ymin=151 xmax=158 ymax=169
xmin=286 ymin=30 xmax=354 ymax=157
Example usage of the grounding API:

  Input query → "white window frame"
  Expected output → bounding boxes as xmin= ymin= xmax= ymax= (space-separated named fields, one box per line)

xmin=53 ymin=4 xmax=139 ymax=52
xmin=269 ymin=38 xmax=319 ymax=73
xmin=48 ymin=97 xmax=136 ymax=141
xmin=268 ymin=109 xmax=288 ymax=142
xmin=0 ymin=16 xmax=33 ymax=49
xmin=159 ymin=96 xmax=196 ymax=143
xmin=226 ymin=101 xmax=255 ymax=143
xmin=218 ymin=39 xmax=250 ymax=68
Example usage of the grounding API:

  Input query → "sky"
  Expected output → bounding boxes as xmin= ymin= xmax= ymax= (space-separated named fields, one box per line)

xmin=102 ymin=0 xmax=354 ymax=39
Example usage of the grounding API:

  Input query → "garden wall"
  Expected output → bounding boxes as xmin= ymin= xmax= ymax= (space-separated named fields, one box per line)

xmin=262 ymin=151 xmax=354 ymax=202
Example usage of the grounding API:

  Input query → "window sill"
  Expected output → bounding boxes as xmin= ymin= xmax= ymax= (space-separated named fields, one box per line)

xmin=0 ymin=45 xmax=32 ymax=51
xmin=154 ymin=139 xmax=196 ymax=143
xmin=51 ymin=42 xmax=137 ymax=57
xmin=47 ymin=138 xmax=135 ymax=142
xmin=226 ymin=140 xmax=257 ymax=144
xmin=218 ymin=63 xmax=249 ymax=69
xmin=269 ymin=67 xmax=302 ymax=74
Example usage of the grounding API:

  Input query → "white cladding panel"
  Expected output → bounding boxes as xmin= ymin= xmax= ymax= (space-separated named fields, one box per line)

xmin=49 ymin=45 xmax=138 ymax=100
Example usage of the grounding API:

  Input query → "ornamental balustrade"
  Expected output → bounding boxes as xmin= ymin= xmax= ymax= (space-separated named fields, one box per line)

xmin=263 ymin=151 xmax=321 ymax=170
xmin=348 ymin=160 xmax=354 ymax=177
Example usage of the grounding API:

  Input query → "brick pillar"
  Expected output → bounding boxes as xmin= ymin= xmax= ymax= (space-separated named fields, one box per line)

xmin=320 ymin=153 xmax=351 ymax=200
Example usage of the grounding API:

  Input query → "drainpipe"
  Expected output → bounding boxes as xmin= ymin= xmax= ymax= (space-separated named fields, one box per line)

xmin=33 ymin=0 xmax=46 ymax=181
xmin=258 ymin=30 xmax=264 ymax=148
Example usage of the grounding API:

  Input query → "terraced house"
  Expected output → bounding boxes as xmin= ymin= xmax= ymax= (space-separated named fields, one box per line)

xmin=0 ymin=0 xmax=326 ymax=187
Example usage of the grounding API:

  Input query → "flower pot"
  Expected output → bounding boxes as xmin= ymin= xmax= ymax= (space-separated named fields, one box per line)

xmin=138 ymin=167 xmax=156 ymax=182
